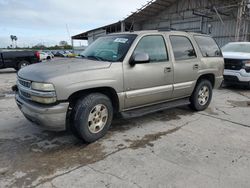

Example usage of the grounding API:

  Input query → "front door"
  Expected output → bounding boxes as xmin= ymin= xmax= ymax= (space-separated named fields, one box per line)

xmin=123 ymin=35 xmax=174 ymax=109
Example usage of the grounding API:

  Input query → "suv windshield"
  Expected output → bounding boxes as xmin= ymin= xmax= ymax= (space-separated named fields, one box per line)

xmin=81 ymin=34 xmax=137 ymax=62
xmin=222 ymin=43 xmax=250 ymax=53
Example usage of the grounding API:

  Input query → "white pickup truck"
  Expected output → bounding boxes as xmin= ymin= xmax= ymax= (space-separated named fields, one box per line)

xmin=222 ymin=42 xmax=250 ymax=87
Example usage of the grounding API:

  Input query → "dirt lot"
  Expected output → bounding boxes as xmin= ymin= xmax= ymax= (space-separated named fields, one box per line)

xmin=0 ymin=68 xmax=250 ymax=188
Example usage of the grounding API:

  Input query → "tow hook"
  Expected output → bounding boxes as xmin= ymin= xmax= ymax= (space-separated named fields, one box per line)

xmin=12 ymin=85 xmax=18 ymax=92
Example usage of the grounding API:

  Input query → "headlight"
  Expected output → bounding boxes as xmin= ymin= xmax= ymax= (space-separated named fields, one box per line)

xmin=32 ymin=82 xmax=55 ymax=91
xmin=31 ymin=96 xmax=57 ymax=104
xmin=243 ymin=60 xmax=250 ymax=73
xmin=243 ymin=61 xmax=250 ymax=67
xmin=31 ymin=82 xmax=56 ymax=104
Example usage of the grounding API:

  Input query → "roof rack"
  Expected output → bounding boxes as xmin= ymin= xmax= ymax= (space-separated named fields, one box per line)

xmin=157 ymin=28 xmax=177 ymax=32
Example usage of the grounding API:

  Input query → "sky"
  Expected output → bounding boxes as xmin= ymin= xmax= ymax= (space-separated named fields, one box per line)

xmin=0 ymin=0 xmax=147 ymax=48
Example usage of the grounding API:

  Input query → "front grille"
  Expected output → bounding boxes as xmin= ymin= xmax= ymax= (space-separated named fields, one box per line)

xmin=18 ymin=78 xmax=31 ymax=88
xmin=18 ymin=78 xmax=32 ymax=100
xmin=224 ymin=59 xmax=243 ymax=70
xmin=19 ymin=90 xmax=31 ymax=99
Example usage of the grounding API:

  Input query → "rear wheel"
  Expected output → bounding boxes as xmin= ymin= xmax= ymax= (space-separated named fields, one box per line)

xmin=190 ymin=80 xmax=213 ymax=111
xmin=73 ymin=93 xmax=113 ymax=143
xmin=17 ymin=60 xmax=30 ymax=70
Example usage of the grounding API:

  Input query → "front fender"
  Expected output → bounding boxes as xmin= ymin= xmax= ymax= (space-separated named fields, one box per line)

xmin=55 ymin=79 xmax=122 ymax=100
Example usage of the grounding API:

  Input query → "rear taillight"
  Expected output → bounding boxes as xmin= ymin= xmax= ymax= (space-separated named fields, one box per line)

xmin=35 ymin=51 xmax=40 ymax=61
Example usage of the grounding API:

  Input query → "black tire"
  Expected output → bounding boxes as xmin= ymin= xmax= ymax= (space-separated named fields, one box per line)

xmin=73 ymin=93 xmax=113 ymax=143
xmin=17 ymin=60 xmax=30 ymax=70
xmin=67 ymin=106 xmax=82 ymax=140
xmin=190 ymin=80 xmax=213 ymax=111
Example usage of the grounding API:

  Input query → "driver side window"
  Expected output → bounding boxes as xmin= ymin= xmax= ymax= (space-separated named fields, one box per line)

xmin=133 ymin=35 xmax=168 ymax=63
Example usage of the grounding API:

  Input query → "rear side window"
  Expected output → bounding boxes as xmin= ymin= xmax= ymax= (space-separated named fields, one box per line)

xmin=170 ymin=36 xmax=197 ymax=61
xmin=194 ymin=35 xmax=222 ymax=57
xmin=134 ymin=35 xmax=168 ymax=63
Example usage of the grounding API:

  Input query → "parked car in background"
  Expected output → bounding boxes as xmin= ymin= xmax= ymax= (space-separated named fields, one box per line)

xmin=51 ymin=51 xmax=57 ymax=56
xmin=53 ymin=51 xmax=76 ymax=58
xmin=54 ymin=51 xmax=67 ymax=57
xmin=64 ymin=51 xmax=76 ymax=58
xmin=39 ymin=52 xmax=53 ymax=60
xmin=14 ymin=31 xmax=224 ymax=143
xmin=74 ymin=50 xmax=84 ymax=56
xmin=222 ymin=42 xmax=250 ymax=87
xmin=45 ymin=51 xmax=54 ymax=59
xmin=39 ymin=52 xmax=47 ymax=60
xmin=0 ymin=50 xmax=41 ymax=71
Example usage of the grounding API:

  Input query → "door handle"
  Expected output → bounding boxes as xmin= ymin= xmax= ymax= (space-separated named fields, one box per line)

xmin=193 ymin=64 xmax=199 ymax=70
xmin=164 ymin=67 xmax=172 ymax=73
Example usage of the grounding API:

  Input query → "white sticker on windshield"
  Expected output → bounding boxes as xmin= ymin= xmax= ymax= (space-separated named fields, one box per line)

xmin=114 ymin=38 xmax=128 ymax=43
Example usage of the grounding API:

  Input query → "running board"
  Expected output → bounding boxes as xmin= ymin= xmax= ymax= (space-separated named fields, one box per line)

xmin=120 ymin=98 xmax=190 ymax=119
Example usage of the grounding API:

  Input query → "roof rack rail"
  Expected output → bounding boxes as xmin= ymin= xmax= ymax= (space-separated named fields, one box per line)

xmin=183 ymin=30 xmax=202 ymax=33
xmin=157 ymin=28 xmax=177 ymax=32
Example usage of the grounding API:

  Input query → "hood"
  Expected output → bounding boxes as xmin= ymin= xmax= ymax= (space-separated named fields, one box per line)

xmin=18 ymin=58 xmax=112 ymax=82
xmin=222 ymin=52 xmax=250 ymax=60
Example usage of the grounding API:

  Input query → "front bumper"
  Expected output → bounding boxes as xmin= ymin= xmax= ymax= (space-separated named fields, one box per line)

xmin=15 ymin=94 xmax=69 ymax=131
xmin=224 ymin=69 xmax=250 ymax=83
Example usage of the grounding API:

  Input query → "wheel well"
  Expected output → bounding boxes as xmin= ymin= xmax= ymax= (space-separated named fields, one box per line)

xmin=17 ymin=58 xmax=31 ymax=64
xmin=197 ymin=74 xmax=215 ymax=88
xmin=68 ymin=87 xmax=120 ymax=113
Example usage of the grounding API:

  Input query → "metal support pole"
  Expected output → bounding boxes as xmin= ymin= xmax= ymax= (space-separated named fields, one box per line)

xmin=235 ymin=0 xmax=247 ymax=41
xmin=121 ymin=21 xmax=125 ymax=32
xmin=71 ymin=39 xmax=74 ymax=52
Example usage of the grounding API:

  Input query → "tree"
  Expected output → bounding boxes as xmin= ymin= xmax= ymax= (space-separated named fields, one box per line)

xmin=10 ymin=35 xmax=18 ymax=48
xmin=59 ymin=41 xmax=68 ymax=47
xmin=10 ymin=35 xmax=15 ymax=48
xmin=13 ymin=36 xmax=18 ymax=48
xmin=33 ymin=43 xmax=46 ymax=50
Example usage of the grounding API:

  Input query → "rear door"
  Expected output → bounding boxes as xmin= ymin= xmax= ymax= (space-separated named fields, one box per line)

xmin=169 ymin=35 xmax=200 ymax=98
xmin=123 ymin=34 xmax=174 ymax=109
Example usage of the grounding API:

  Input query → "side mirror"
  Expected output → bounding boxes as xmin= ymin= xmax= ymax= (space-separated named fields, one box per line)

xmin=130 ymin=53 xmax=150 ymax=66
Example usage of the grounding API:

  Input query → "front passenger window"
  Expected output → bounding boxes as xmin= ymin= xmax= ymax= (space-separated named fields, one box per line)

xmin=133 ymin=35 xmax=168 ymax=63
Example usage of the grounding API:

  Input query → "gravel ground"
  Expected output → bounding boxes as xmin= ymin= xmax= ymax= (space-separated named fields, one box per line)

xmin=0 ymin=68 xmax=250 ymax=188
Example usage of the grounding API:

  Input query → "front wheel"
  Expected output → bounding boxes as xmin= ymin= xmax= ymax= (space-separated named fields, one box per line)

xmin=73 ymin=93 xmax=113 ymax=143
xmin=190 ymin=80 xmax=213 ymax=111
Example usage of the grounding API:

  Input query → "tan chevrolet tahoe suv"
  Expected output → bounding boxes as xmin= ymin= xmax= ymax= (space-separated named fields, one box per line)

xmin=14 ymin=31 xmax=224 ymax=142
